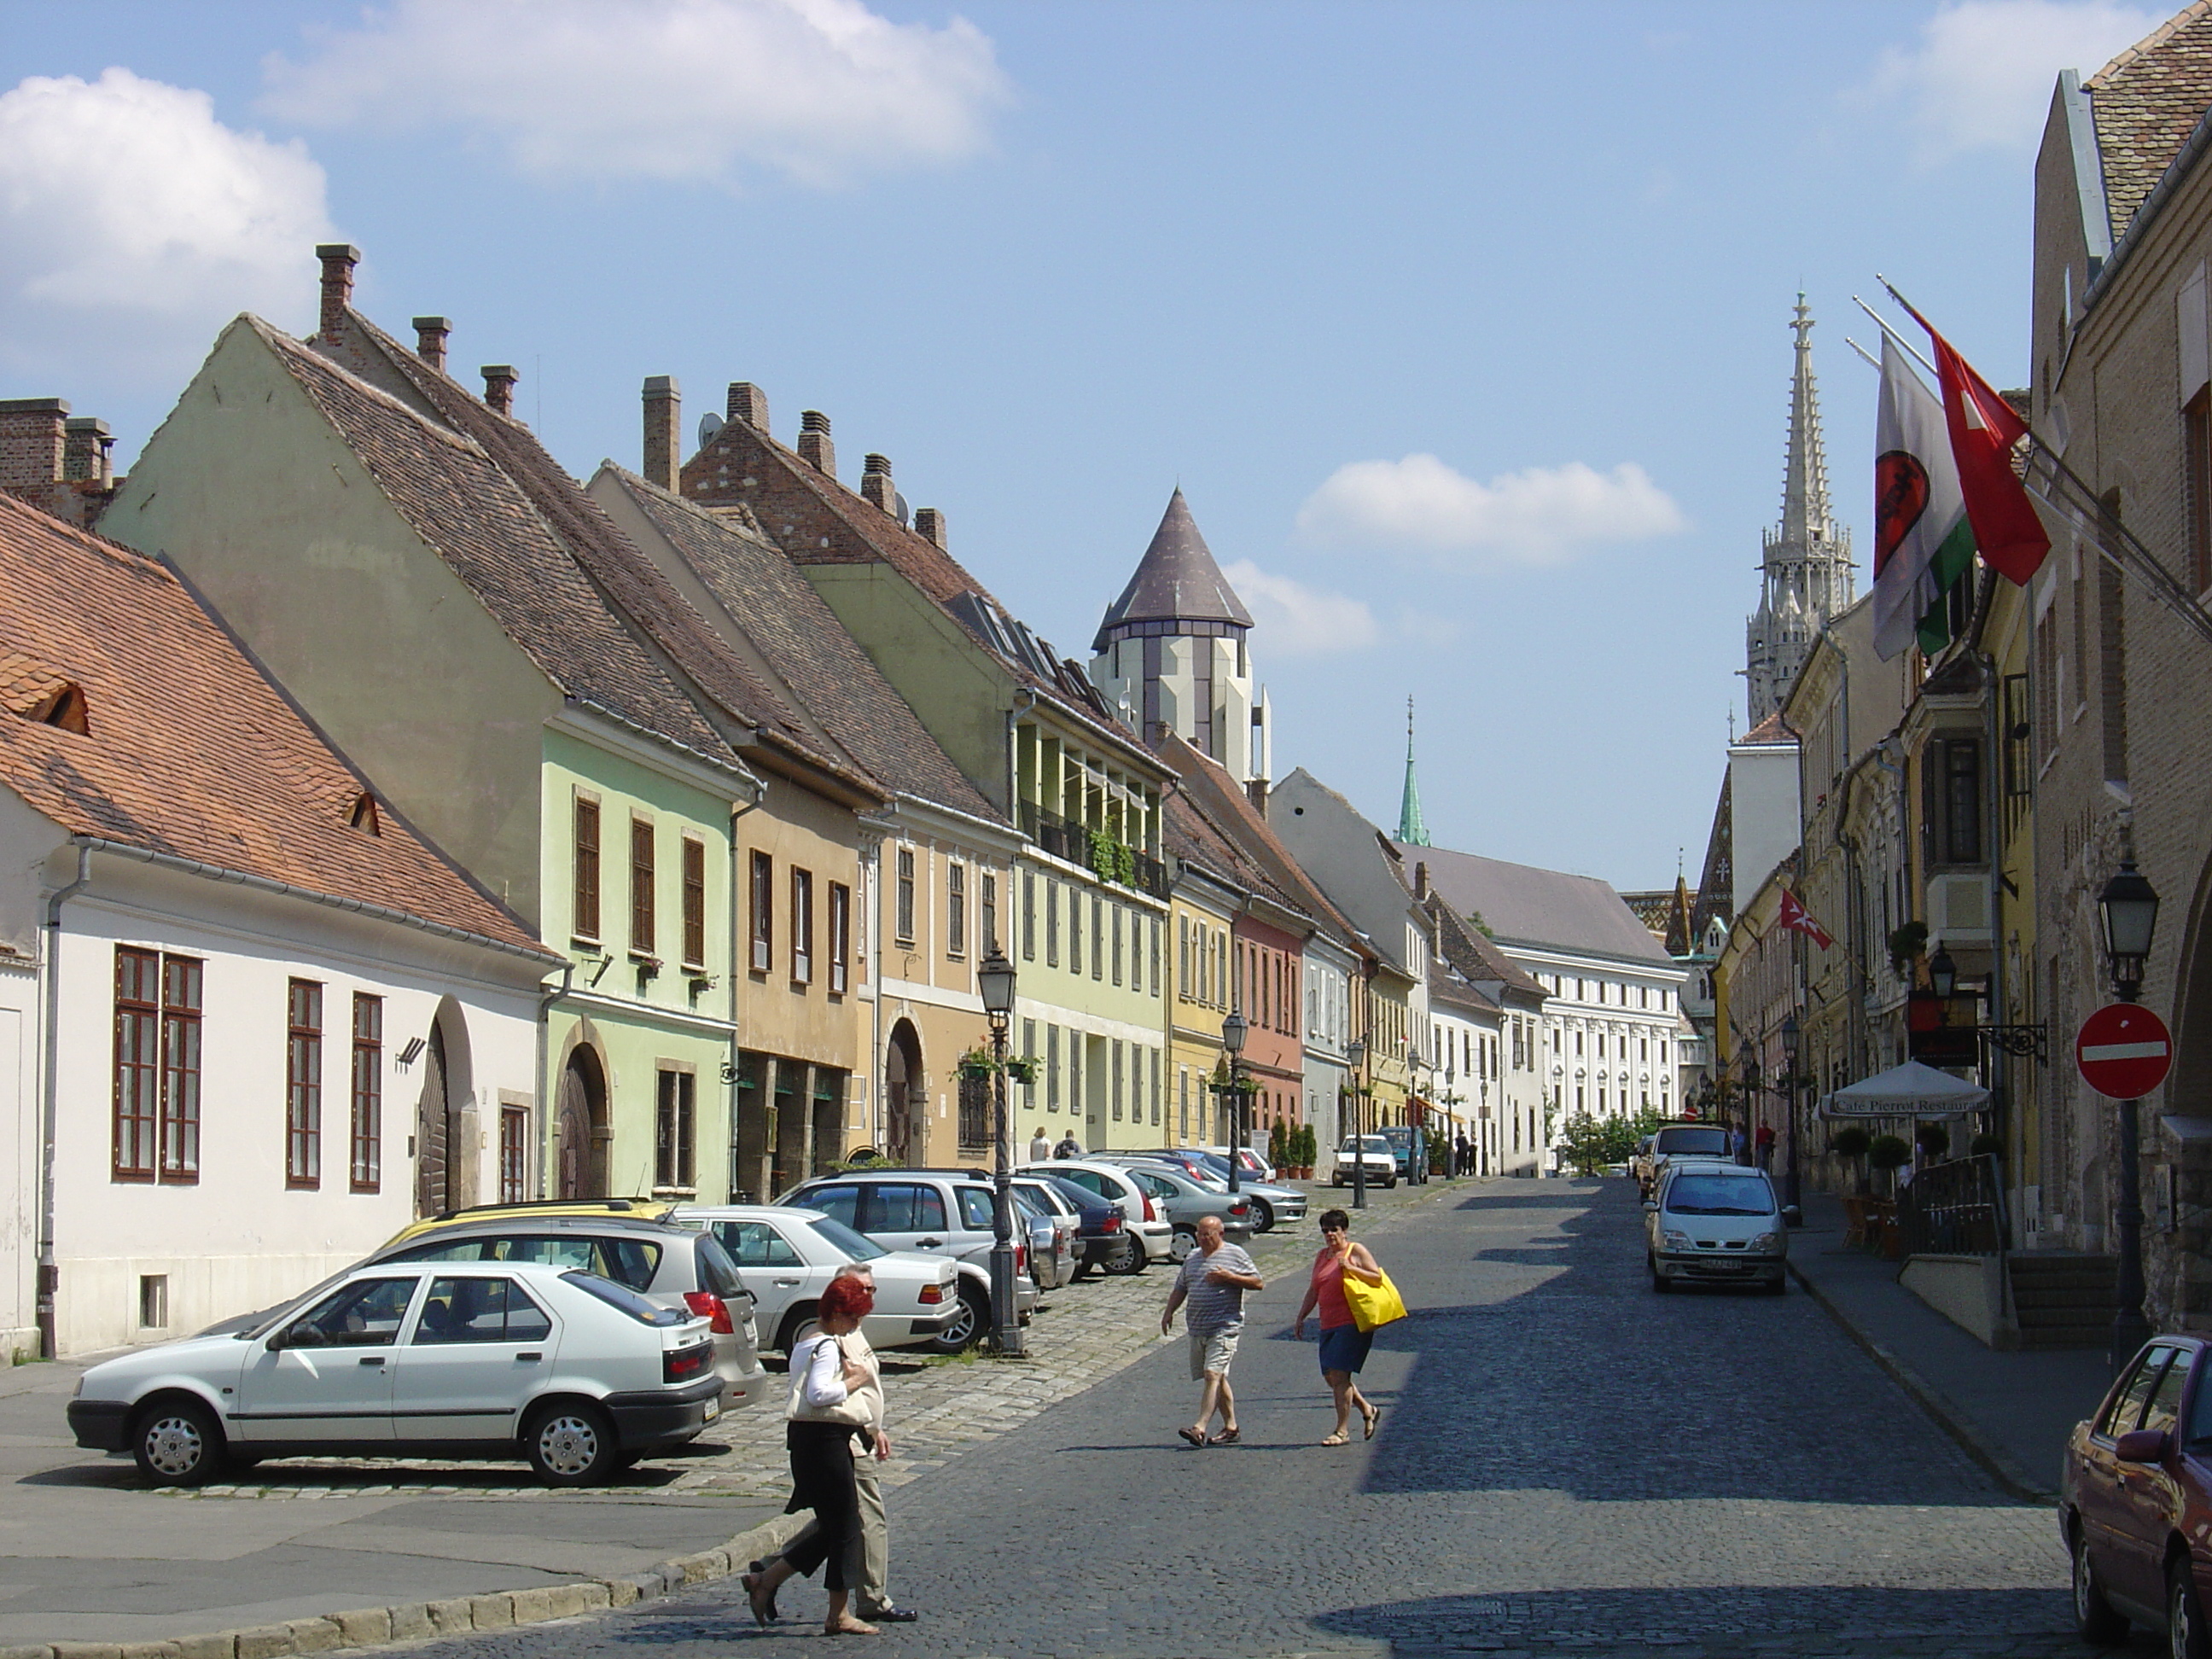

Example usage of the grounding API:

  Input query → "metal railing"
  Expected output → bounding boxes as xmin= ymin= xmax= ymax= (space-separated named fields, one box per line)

xmin=1016 ymin=802 xmax=1168 ymax=899
xmin=1898 ymin=1153 xmax=2009 ymax=1256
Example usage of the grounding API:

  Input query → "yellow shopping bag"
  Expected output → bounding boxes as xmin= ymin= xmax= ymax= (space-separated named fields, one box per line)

xmin=1342 ymin=1266 xmax=1407 ymax=1333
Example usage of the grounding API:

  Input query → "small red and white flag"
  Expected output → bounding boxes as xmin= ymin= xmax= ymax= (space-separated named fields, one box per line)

xmin=1778 ymin=888 xmax=1833 ymax=950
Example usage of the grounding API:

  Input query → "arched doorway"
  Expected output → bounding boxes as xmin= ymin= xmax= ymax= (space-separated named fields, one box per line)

xmin=415 ymin=1022 xmax=450 ymax=1217
xmin=884 ymin=1021 xmax=923 ymax=1165
xmin=412 ymin=1005 xmax=479 ymax=1217
xmin=556 ymin=1046 xmax=609 ymax=1200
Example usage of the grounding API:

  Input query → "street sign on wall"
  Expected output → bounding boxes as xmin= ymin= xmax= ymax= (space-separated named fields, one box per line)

xmin=2075 ymin=1004 xmax=2174 ymax=1101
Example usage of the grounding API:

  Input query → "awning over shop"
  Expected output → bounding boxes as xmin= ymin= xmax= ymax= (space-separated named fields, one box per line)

xmin=1818 ymin=1059 xmax=1989 ymax=1120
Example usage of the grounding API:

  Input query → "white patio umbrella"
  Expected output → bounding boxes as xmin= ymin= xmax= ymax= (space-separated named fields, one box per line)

xmin=1818 ymin=1059 xmax=1989 ymax=1119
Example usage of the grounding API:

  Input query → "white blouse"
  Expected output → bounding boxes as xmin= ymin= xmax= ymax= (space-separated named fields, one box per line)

xmin=790 ymin=1331 xmax=849 ymax=1409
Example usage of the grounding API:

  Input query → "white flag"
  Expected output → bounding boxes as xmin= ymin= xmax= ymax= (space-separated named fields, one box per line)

xmin=1872 ymin=334 xmax=1976 ymax=661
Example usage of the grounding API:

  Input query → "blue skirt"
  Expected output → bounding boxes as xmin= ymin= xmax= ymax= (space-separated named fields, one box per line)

xmin=1318 ymin=1322 xmax=1373 ymax=1375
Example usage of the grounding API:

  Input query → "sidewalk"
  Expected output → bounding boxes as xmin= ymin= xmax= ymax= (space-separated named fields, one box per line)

xmin=1786 ymin=1190 xmax=2114 ymax=1501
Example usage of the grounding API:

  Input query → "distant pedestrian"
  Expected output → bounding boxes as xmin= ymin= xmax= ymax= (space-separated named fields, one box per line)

xmin=745 ymin=1274 xmax=880 ymax=1636
xmin=1161 ymin=1214 xmax=1262 ymax=1447
xmin=1755 ymin=1122 xmax=1775 ymax=1172
xmin=1732 ymin=1124 xmax=1749 ymax=1165
xmin=1294 ymin=1208 xmax=1384 ymax=1446
xmin=1454 ymin=1131 xmax=1470 ymax=1177
xmin=1054 ymin=1130 xmax=1082 ymax=1159
xmin=1027 ymin=1125 xmax=1052 ymax=1164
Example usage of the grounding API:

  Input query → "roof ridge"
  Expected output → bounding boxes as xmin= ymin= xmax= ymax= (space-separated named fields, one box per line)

xmin=2088 ymin=0 xmax=2212 ymax=88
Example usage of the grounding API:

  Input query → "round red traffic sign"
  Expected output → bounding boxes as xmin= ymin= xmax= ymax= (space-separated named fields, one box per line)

xmin=2075 ymin=1003 xmax=2174 ymax=1100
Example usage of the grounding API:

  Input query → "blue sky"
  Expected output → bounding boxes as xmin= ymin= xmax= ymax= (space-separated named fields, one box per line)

xmin=0 ymin=0 xmax=2169 ymax=890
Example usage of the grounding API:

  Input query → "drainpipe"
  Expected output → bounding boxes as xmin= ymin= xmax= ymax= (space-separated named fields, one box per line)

xmin=856 ymin=809 xmax=899 ymax=1154
xmin=533 ymin=961 xmax=575 ymax=1199
xmin=1005 ymin=689 xmax=1039 ymax=825
xmin=37 ymin=846 xmax=93 ymax=1359
xmin=1980 ymin=651 xmax=2010 ymax=1227
xmin=728 ymin=781 xmax=764 ymax=1199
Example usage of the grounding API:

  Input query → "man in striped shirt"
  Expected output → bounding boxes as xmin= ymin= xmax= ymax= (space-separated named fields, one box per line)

xmin=1161 ymin=1214 xmax=1263 ymax=1447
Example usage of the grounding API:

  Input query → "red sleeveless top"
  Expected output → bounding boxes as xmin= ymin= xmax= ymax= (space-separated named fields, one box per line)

xmin=1311 ymin=1249 xmax=1354 ymax=1330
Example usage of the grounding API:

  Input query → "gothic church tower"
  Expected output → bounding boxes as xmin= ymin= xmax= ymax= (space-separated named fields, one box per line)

xmin=1744 ymin=297 xmax=1854 ymax=725
xmin=1091 ymin=488 xmax=1272 ymax=783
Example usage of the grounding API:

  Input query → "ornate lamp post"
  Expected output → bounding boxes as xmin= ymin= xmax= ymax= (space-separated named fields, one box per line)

xmin=2099 ymin=859 xmax=2161 ymax=1371
xmin=1780 ymin=1013 xmax=1803 ymax=1224
xmin=977 ymin=945 xmax=1024 ymax=1357
xmin=1221 ymin=1010 xmax=1248 ymax=1196
xmin=1347 ymin=1037 xmax=1369 ymax=1210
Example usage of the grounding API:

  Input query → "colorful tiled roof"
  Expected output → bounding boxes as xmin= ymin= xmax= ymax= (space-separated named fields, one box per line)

xmin=2088 ymin=3 xmax=2212 ymax=239
xmin=0 ymin=492 xmax=544 ymax=957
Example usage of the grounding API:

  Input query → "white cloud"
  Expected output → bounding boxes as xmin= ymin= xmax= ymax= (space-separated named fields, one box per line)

xmin=1295 ymin=454 xmax=1686 ymax=568
xmin=1866 ymin=1 xmax=2159 ymax=157
xmin=1221 ymin=560 xmax=1380 ymax=657
xmin=261 ymin=0 xmax=1010 ymax=188
xmin=0 ymin=67 xmax=330 ymax=369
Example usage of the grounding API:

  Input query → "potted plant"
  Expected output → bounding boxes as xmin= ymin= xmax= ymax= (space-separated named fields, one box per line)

xmin=1830 ymin=1124 xmax=1872 ymax=1192
xmin=1269 ymin=1118 xmax=1290 ymax=1173
xmin=1300 ymin=1123 xmax=1317 ymax=1179
xmin=1914 ymin=1121 xmax=1951 ymax=1162
xmin=1969 ymin=1131 xmax=2004 ymax=1160
xmin=953 ymin=1046 xmax=998 ymax=1082
xmin=1867 ymin=1132 xmax=1912 ymax=1196
xmin=1005 ymin=1057 xmax=1039 ymax=1086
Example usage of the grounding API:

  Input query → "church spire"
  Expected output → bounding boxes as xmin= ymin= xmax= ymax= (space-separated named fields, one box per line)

xmin=1397 ymin=696 xmax=1430 ymax=847
xmin=1779 ymin=294 xmax=1837 ymax=550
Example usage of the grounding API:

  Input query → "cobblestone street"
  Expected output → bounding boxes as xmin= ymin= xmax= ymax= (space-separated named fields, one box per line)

xmin=380 ymin=1177 xmax=2087 ymax=1658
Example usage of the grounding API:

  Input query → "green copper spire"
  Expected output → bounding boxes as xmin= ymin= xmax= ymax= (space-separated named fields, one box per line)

xmin=1397 ymin=696 xmax=1431 ymax=847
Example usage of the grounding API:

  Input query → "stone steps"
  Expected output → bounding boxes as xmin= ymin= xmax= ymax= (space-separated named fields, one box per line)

xmin=2008 ymin=1253 xmax=2117 ymax=1349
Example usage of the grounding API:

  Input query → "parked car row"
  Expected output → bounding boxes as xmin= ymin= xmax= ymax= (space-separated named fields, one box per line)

xmin=1641 ymin=1157 xmax=1788 ymax=1295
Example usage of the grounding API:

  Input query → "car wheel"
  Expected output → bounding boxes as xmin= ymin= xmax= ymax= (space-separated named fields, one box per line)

xmin=1106 ymin=1235 xmax=1146 ymax=1276
xmin=1384 ymin=1175 xmax=1397 ymax=1189
xmin=2173 ymin=1556 xmax=2210 ymax=1659
xmin=776 ymin=1303 xmax=821 ymax=1359
xmin=131 ymin=1396 xmax=225 ymax=1487
xmin=1169 ymin=1227 xmax=1197 ymax=1264
xmin=524 ymin=1402 xmax=619 ymax=1487
xmin=2072 ymin=1519 xmax=2129 ymax=1644
xmin=927 ymin=1285 xmax=987 ymax=1355
xmin=1650 ymin=1259 xmax=1671 ymax=1295
xmin=1248 ymin=1199 xmax=1274 ymax=1232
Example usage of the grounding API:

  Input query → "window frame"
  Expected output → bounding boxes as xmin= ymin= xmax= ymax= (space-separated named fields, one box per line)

xmin=792 ymin=866 xmax=815 ymax=986
xmin=499 ymin=1102 xmax=528 ymax=1203
xmin=655 ymin=1067 xmax=696 ymax=1193
xmin=680 ymin=834 xmax=707 ymax=970
xmin=895 ymin=847 xmax=916 ymax=945
xmin=829 ymin=881 xmax=851 ymax=995
xmin=750 ymin=848 xmax=774 ymax=974
xmin=947 ymin=860 xmax=967 ymax=958
xmin=350 ymin=992 xmax=381 ymax=1193
xmin=573 ymin=794 xmax=601 ymax=943
xmin=286 ymin=977 xmax=323 ymax=1190
xmin=629 ymin=816 xmax=656 ymax=959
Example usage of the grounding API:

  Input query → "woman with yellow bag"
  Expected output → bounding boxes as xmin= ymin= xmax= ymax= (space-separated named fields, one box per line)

xmin=1292 ymin=1208 xmax=1406 ymax=1446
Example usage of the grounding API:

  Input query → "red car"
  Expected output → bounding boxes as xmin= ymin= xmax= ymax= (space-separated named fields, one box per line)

xmin=2061 ymin=1334 xmax=2212 ymax=1654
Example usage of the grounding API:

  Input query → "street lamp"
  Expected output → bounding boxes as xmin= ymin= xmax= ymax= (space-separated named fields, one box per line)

xmin=1221 ymin=1010 xmax=1248 ymax=1197
xmin=1779 ymin=1013 xmax=1803 ymax=1225
xmin=976 ymin=945 xmax=1024 ymax=1357
xmin=1928 ymin=944 xmax=1958 ymax=999
xmin=2098 ymin=859 xmax=2161 ymax=1370
xmin=1347 ymin=1037 xmax=1369 ymax=1210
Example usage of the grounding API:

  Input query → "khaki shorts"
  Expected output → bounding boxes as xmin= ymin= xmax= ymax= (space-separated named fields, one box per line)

xmin=1189 ymin=1326 xmax=1240 ymax=1379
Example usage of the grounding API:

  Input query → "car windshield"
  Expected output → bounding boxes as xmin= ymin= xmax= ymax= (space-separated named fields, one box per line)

xmin=1664 ymin=1174 xmax=1776 ymax=1216
xmin=1656 ymin=1128 xmax=1730 ymax=1156
xmin=806 ymin=1217 xmax=887 ymax=1262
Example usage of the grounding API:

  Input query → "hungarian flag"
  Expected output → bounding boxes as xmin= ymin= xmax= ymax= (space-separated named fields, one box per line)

xmin=1778 ymin=888 xmax=1833 ymax=950
xmin=1906 ymin=306 xmax=2051 ymax=585
xmin=1873 ymin=335 xmax=1976 ymax=660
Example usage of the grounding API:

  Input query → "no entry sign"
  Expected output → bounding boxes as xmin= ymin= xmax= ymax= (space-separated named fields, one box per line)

xmin=2075 ymin=1004 xmax=2174 ymax=1100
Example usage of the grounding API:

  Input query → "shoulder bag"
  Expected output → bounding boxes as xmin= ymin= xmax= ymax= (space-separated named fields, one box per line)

xmin=1341 ymin=1265 xmax=1408 ymax=1333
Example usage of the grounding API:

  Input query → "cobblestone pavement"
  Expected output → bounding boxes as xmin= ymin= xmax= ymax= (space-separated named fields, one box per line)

xmin=378 ymin=1177 xmax=2104 ymax=1658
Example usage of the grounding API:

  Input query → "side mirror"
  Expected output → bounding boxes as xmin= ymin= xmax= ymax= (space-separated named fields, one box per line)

xmin=1642 ymin=1201 xmax=1659 ymax=1213
xmin=2116 ymin=1428 xmax=2171 ymax=1464
xmin=1781 ymin=1204 xmax=1803 ymax=1228
xmin=271 ymin=1321 xmax=323 ymax=1352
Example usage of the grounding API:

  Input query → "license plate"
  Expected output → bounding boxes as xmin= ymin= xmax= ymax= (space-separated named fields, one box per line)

xmin=702 ymin=1399 xmax=720 ymax=1422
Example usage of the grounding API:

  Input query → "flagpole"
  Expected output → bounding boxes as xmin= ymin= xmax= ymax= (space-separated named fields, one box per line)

xmin=1844 ymin=336 xmax=1882 ymax=372
xmin=1852 ymin=295 xmax=1939 ymax=378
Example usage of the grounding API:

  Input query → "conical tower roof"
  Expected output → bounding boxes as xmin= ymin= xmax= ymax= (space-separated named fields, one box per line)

xmin=1093 ymin=487 xmax=1253 ymax=651
xmin=1397 ymin=696 xmax=1431 ymax=847
xmin=1774 ymin=294 xmax=1840 ymax=555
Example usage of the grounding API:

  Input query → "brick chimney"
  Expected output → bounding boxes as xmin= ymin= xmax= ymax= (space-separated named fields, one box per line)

xmin=411 ymin=317 xmax=451 ymax=374
xmin=913 ymin=507 xmax=947 ymax=549
xmin=481 ymin=364 xmax=518 ymax=417
xmin=0 ymin=399 xmax=67 ymax=491
xmin=317 ymin=244 xmax=360 ymax=343
xmin=797 ymin=410 xmax=835 ymax=477
xmin=63 ymin=417 xmax=113 ymax=487
xmin=1247 ymin=777 xmax=1268 ymax=817
xmin=643 ymin=375 xmax=681 ymax=493
xmin=727 ymin=382 xmax=770 ymax=432
xmin=860 ymin=453 xmax=895 ymax=514
xmin=1414 ymin=862 xmax=1429 ymax=900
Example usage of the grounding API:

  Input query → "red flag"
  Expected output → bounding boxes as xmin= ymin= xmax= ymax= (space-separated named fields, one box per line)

xmin=1913 ymin=313 xmax=2051 ymax=585
xmin=1778 ymin=888 xmax=1833 ymax=950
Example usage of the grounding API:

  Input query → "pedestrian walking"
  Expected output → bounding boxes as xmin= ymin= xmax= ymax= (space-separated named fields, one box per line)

xmin=1454 ymin=1130 xmax=1470 ymax=1177
xmin=1293 ymin=1208 xmax=1384 ymax=1446
xmin=1732 ymin=1124 xmax=1749 ymax=1165
xmin=1754 ymin=1121 xmax=1775 ymax=1171
xmin=1054 ymin=1129 xmax=1082 ymax=1159
xmin=754 ymin=1266 xmax=917 ymax=1627
xmin=1160 ymin=1214 xmax=1262 ymax=1447
xmin=1027 ymin=1124 xmax=1052 ymax=1164
xmin=744 ymin=1273 xmax=881 ymax=1636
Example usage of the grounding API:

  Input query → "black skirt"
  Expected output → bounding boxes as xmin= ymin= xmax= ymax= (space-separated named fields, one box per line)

xmin=780 ymin=1419 xmax=863 ymax=1591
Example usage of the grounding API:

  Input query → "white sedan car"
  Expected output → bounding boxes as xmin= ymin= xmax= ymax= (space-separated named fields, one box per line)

xmin=67 ymin=1261 xmax=719 ymax=1488
xmin=675 ymin=1205 xmax=965 ymax=1356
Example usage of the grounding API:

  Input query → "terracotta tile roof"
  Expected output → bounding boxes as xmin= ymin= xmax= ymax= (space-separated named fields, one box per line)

xmin=1164 ymin=789 xmax=1304 ymax=924
xmin=597 ymin=466 xmax=1001 ymax=824
xmin=2088 ymin=3 xmax=2212 ymax=238
xmin=254 ymin=320 xmax=732 ymax=760
xmin=0 ymin=492 xmax=544 ymax=956
xmin=1738 ymin=710 xmax=1797 ymax=745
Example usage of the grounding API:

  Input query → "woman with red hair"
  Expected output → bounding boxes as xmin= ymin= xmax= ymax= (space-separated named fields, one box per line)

xmin=745 ymin=1272 xmax=879 ymax=1635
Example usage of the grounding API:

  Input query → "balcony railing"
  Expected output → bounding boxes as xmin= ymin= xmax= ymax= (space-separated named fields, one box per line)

xmin=1018 ymin=802 xmax=1167 ymax=899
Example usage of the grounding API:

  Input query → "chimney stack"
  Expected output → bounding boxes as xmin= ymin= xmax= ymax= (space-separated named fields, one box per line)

xmin=411 ymin=317 xmax=451 ymax=374
xmin=316 ymin=244 xmax=360 ymax=343
xmin=727 ymin=382 xmax=770 ymax=432
xmin=797 ymin=410 xmax=835 ymax=477
xmin=915 ymin=508 xmax=948 ymax=549
xmin=63 ymin=417 xmax=113 ymax=487
xmin=1414 ymin=861 xmax=1429 ymax=900
xmin=1247 ymin=777 xmax=1268 ymax=817
xmin=0 ymin=398 xmax=68 ymax=490
xmin=481 ymin=364 xmax=518 ymax=417
xmin=643 ymin=375 xmax=682 ymax=493
xmin=860 ymin=453 xmax=895 ymax=514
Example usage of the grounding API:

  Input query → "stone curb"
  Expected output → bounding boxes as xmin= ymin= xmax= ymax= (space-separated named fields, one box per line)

xmin=1785 ymin=1255 xmax=2053 ymax=1503
xmin=0 ymin=1513 xmax=808 ymax=1659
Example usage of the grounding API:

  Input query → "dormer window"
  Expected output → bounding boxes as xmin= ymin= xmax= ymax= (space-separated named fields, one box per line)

xmin=348 ymin=792 xmax=381 ymax=835
xmin=15 ymin=680 xmax=89 ymax=734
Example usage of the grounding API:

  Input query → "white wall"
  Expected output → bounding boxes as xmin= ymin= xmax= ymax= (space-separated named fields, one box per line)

xmin=0 ymin=958 xmax=34 ymax=1360
xmin=1730 ymin=741 xmax=1804 ymax=917
xmin=46 ymin=856 xmax=541 ymax=1355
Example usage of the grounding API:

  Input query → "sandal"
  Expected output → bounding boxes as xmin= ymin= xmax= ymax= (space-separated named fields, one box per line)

xmin=1213 ymin=1426 xmax=1240 ymax=1445
xmin=1363 ymin=1403 xmax=1382 ymax=1441
xmin=1320 ymin=1431 xmax=1349 ymax=1446
xmin=1177 ymin=1426 xmax=1209 ymax=1448
xmin=743 ymin=1572 xmax=777 ymax=1628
